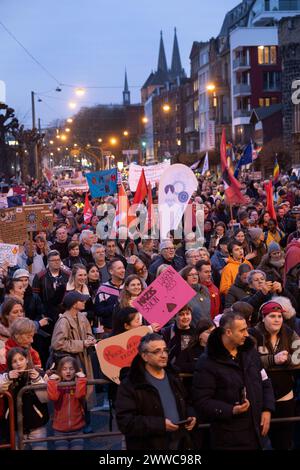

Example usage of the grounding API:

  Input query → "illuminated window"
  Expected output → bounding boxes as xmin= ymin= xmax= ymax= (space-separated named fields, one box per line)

xmin=258 ymin=46 xmax=277 ymax=65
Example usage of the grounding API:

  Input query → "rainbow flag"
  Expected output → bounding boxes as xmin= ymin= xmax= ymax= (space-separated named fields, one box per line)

xmin=273 ymin=157 xmax=280 ymax=184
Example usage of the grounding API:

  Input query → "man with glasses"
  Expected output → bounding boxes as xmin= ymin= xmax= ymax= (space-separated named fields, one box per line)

xmin=32 ymin=250 xmax=69 ymax=324
xmin=149 ymin=241 xmax=185 ymax=276
xmin=116 ymin=333 xmax=196 ymax=450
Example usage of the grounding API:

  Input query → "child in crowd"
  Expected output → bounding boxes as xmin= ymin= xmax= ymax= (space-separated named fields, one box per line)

xmin=47 ymin=356 xmax=87 ymax=450
xmin=0 ymin=347 xmax=48 ymax=450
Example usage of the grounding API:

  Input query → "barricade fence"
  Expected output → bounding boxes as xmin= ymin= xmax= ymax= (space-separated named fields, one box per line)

xmin=0 ymin=391 xmax=16 ymax=450
xmin=13 ymin=377 xmax=300 ymax=450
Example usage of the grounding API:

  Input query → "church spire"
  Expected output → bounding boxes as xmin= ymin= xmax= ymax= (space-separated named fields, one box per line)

xmin=171 ymin=27 xmax=183 ymax=78
xmin=123 ymin=68 xmax=130 ymax=105
xmin=157 ymin=30 xmax=168 ymax=73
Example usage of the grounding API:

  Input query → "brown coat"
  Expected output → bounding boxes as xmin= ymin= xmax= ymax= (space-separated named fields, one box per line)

xmin=51 ymin=311 xmax=96 ymax=408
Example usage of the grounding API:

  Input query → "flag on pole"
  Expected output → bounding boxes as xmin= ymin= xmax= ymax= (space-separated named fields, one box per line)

xmin=234 ymin=142 xmax=253 ymax=178
xmin=221 ymin=128 xmax=246 ymax=205
xmin=265 ymin=180 xmax=277 ymax=221
xmin=133 ymin=168 xmax=148 ymax=204
xmin=145 ymin=181 xmax=153 ymax=233
xmin=201 ymin=153 xmax=209 ymax=176
xmin=115 ymin=183 xmax=129 ymax=231
xmin=83 ymin=193 xmax=93 ymax=224
xmin=273 ymin=157 xmax=280 ymax=184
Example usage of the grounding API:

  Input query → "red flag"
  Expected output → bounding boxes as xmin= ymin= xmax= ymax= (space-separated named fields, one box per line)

xmin=265 ymin=180 xmax=277 ymax=222
xmin=220 ymin=128 xmax=246 ymax=205
xmin=133 ymin=168 xmax=148 ymax=204
xmin=115 ymin=183 xmax=129 ymax=230
xmin=83 ymin=193 xmax=93 ymax=224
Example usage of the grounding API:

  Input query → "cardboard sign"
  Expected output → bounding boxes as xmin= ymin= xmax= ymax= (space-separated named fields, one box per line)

xmin=23 ymin=205 xmax=53 ymax=232
xmin=95 ymin=326 xmax=150 ymax=384
xmin=0 ymin=243 xmax=19 ymax=267
xmin=132 ymin=266 xmax=196 ymax=328
xmin=0 ymin=207 xmax=27 ymax=245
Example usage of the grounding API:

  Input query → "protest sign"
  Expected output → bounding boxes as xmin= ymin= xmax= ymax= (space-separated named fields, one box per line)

xmin=0 ymin=243 xmax=19 ymax=267
xmin=95 ymin=326 xmax=150 ymax=384
xmin=158 ymin=164 xmax=198 ymax=240
xmin=57 ymin=172 xmax=88 ymax=191
xmin=86 ymin=169 xmax=118 ymax=198
xmin=0 ymin=207 xmax=27 ymax=245
xmin=132 ymin=266 xmax=196 ymax=328
xmin=128 ymin=162 xmax=170 ymax=192
xmin=23 ymin=205 xmax=54 ymax=232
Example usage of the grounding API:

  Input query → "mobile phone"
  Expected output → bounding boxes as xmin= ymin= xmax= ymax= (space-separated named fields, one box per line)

xmin=240 ymin=386 xmax=247 ymax=403
xmin=176 ymin=419 xmax=191 ymax=426
xmin=233 ymin=223 xmax=241 ymax=231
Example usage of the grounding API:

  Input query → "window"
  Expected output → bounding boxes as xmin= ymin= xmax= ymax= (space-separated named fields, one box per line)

xmin=259 ymin=97 xmax=274 ymax=107
xmin=193 ymin=79 xmax=199 ymax=93
xmin=200 ymin=113 xmax=206 ymax=130
xmin=194 ymin=99 xmax=199 ymax=112
xmin=263 ymin=72 xmax=281 ymax=90
xmin=258 ymin=46 xmax=277 ymax=65
xmin=194 ymin=116 xmax=199 ymax=131
xmin=199 ymin=93 xmax=206 ymax=111
xmin=200 ymin=52 xmax=209 ymax=66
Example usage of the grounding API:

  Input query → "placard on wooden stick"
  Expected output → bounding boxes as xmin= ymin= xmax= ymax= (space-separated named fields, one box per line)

xmin=0 ymin=207 xmax=27 ymax=245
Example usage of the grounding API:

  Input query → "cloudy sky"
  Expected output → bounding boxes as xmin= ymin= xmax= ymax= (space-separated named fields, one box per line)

xmin=1 ymin=0 xmax=238 ymax=127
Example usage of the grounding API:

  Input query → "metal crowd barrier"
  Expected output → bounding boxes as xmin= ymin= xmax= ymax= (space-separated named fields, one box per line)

xmin=15 ymin=376 xmax=300 ymax=450
xmin=16 ymin=378 xmax=121 ymax=450
xmin=0 ymin=391 xmax=16 ymax=450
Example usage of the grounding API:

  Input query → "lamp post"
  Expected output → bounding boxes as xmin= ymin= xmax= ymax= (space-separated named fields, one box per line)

xmin=31 ymin=91 xmax=39 ymax=180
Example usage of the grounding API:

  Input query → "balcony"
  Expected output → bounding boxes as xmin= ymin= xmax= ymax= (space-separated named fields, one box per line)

xmin=234 ymin=109 xmax=251 ymax=119
xmin=233 ymin=83 xmax=251 ymax=96
xmin=233 ymin=57 xmax=250 ymax=71
xmin=252 ymin=0 xmax=300 ymax=26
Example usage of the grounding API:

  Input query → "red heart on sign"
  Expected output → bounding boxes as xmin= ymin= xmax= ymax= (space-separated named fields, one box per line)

xmin=103 ymin=335 xmax=142 ymax=368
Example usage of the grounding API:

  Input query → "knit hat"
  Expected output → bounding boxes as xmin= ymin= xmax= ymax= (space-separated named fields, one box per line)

xmin=63 ymin=291 xmax=90 ymax=309
xmin=259 ymin=301 xmax=284 ymax=318
xmin=247 ymin=227 xmax=263 ymax=242
xmin=13 ymin=269 xmax=30 ymax=279
xmin=268 ymin=241 xmax=281 ymax=254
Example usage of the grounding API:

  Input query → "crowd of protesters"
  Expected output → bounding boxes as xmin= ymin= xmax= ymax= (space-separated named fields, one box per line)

xmin=1 ymin=170 xmax=300 ymax=450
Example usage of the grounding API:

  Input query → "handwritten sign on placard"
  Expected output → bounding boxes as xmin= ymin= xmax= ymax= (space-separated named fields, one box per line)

xmin=23 ymin=205 xmax=53 ymax=232
xmin=95 ymin=326 xmax=150 ymax=384
xmin=132 ymin=266 xmax=196 ymax=328
xmin=0 ymin=243 xmax=19 ymax=267
xmin=0 ymin=207 xmax=27 ymax=245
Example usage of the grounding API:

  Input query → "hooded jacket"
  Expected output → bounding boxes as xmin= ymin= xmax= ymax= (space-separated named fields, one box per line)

xmin=115 ymin=354 xmax=194 ymax=450
xmin=47 ymin=376 xmax=87 ymax=432
xmin=220 ymin=257 xmax=252 ymax=296
xmin=224 ymin=275 xmax=251 ymax=308
xmin=192 ymin=328 xmax=275 ymax=450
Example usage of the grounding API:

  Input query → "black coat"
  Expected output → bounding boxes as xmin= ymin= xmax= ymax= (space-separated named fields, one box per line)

xmin=192 ymin=328 xmax=275 ymax=450
xmin=224 ymin=276 xmax=251 ymax=308
xmin=115 ymin=355 xmax=194 ymax=450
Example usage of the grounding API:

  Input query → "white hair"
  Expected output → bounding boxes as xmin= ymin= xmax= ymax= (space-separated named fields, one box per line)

xmin=272 ymin=296 xmax=296 ymax=320
xmin=79 ymin=230 xmax=93 ymax=243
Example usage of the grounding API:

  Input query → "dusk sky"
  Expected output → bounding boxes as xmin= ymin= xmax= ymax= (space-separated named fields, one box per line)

xmin=1 ymin=0 xmax=238 ymax=128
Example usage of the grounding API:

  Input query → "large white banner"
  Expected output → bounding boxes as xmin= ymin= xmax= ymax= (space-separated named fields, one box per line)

xmin=0 ymin=243 xmax=19 ymax=267
xmin=158 ymin=164 xmax=198 ymax=240
xmin=128 ymin=162 xmax=170 ymax=192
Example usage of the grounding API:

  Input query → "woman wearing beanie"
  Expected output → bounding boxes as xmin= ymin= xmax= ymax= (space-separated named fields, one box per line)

xmin=258 ymin=242 xmax=285 ymax=284
xmin=247 ymin=227 xmax=267 ymax=268
xmin=249 ymin=301 xmax=299 ymax=450
xmin=224 ymin=264 xmax=252 ymax=308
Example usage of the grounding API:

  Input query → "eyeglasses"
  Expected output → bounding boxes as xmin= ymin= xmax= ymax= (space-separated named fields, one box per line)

xmin=145 ymin=348 xmax=169 ymax=356
xmin=163 ymin=248 xmax=175 ymax=252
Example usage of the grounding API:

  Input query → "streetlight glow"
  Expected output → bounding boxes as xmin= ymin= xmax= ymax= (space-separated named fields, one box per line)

xmin=162 ymin=104 xmax=171 ymax=112
xmin=206 ymin=83 xmax=216 ymax=92
xmin=67 ymin=118 xmax=73 ymax=123
xmin=98 ymin=138 xmax=102 ymax=143
xmin=68 ymin=101 xmax=77 ymax=109
xmin=75 ymin=87 xmax=85 ymax=96
xmin=65 ymin=128 xmax=70 ymax=132
xmin=61 ymin=135 xmax=67 ymax=141
xmin=142 ymin=116 xmax=148 ymax=124
xmin=123 ymin=130 xmax=129 ymax=136
xmin=110 ymin=137 xmax=117 ymax=145
xmin=49 ymin=140 xmax=54 ymax=144
xmin=117 ymin=161 xmax=124 ymax=171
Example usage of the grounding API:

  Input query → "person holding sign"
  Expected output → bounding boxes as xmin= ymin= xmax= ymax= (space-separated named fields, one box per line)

xmin=115 ymin=333 xmax=196 ymax=450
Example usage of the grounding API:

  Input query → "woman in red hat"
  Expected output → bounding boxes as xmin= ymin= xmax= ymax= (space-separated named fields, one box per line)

xmin=249 ymin=301 xmax=299 ymax=450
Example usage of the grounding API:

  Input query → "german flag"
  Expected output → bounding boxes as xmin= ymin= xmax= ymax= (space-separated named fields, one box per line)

xmin=273 ymin=157 xmax=280 ymax=184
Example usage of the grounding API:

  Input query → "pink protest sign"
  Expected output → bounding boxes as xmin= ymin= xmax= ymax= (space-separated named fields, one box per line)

xmin=132 ymin=266 xmax=196 ymax=328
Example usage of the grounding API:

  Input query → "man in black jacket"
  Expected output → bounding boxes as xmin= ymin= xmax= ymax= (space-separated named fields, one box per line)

xmin=192 ymin=311 xmax=275 ymax=450
xmin=115 ymin=333 xmax=196 ymax=450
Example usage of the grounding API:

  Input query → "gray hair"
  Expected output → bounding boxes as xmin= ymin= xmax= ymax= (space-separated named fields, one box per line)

xmin=138 ymin=333 xmax=165 ymax=354
xmin=220 ymin=312 xmax=245 ymax=330
xmin=247 ymin=270 xmax=266 ymax=286
xmin=185 ymin=248 xmax=199 ymax=258
xmin=91 ymin=243 xmax=105 ymax=257
xmin=10 ymin=317 xmax=36 ymax=338
xmin=79 ymin=230 xmax=93 ymax=243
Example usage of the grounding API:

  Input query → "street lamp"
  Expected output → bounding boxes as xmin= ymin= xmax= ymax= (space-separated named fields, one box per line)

xmin=68 ymin=102 xmax=77 ymax=109
xmin=142 ymin=116 xmax=148 ymax=124
xmin=110 ymin=137 xmax=117 ymax=146
xmin=162 ymin=104 xmax=171 ymax=113
xmin=67 ymin=118 xmax=73 ymax=123
xmin=206 ymin=83 xmax=216 ymax=92
xmin=75 ymin=87 xmax=85 ymax=96
xmin=117 ymin=161 xmax=124 ymax=171
xmin=123 ymin=130 xmax=129 ymax=137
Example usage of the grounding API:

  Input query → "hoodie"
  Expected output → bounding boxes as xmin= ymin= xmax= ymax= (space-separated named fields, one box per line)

xmin=220 ymin=257 xmax=252 ymax=296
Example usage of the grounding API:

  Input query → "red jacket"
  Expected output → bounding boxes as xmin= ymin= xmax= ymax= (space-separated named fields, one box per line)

xmin=0 ymin=338 xmax=41 ymax=373
xmin=201 ymin=281 xmax=221 ymax=319
xmin=47 ymin=377 xmax=87 ymax=432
